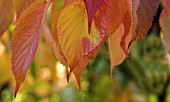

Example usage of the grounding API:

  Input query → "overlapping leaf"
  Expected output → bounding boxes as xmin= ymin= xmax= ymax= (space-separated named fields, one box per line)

xmin=11 ymin=0 xmax=51 ymax=97
xmin=9 ymin=0 xmax=168 ymax=98
xmin=83 ymin=0 xmax=104 ymax=34
xmin=12 ymin=0 xmax=35 ymax=20
xmin=0 ymin=0 xmax=14 ymax=37
xmin=52 ymin=0 xmax=110 ymax=89
xmin=108 ymin=0 xmax=131 ymax=69
xmin=109 ymin=7 xmax=132 ymax=68
xmin=52 ymin=0 xmax=129 ymax=90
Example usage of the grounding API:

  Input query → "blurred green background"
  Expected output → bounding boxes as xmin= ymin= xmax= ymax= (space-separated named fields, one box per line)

xmin=0 ymin=2 xmax=170 ymax=102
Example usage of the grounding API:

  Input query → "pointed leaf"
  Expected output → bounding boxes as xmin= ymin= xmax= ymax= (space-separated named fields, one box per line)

xmin=0 ymin=0 xmax=14 ymax=37
xmin=12 ymin=0 xmax=35 ymax=20
xmin=11 ymin=0 xmax=51 ymax=97
xmin=83 ymin=0 xmax=104 ymax=34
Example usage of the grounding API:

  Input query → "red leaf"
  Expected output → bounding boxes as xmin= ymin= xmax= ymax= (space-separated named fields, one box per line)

xmin=12 ymin=0 xmax=35 ymax=20
xmin=162 ymin=0 xmax=170 ymax=17
xmin=159 ymin=10 xmax=170 ymax=53
xmin=83 ymin=0 xmax=104 ymax=34
xmin=11 ymin=0 xmax=51 ymax=97
xmin=0 ymin=0 xmax=14 ymax=37
xmin=133 ymin=0 xmax=159 ymax=40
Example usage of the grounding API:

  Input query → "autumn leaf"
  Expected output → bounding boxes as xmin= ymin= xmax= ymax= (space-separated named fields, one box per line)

xmin=159 ymin=10 xmax=170 ymax=53
xmin=12 ymin=0 xmax=35 ymax=20
xmin=56 ymin=0 xmax=100 ymax=85
xmin=162 ymin=0 xmax=170 ymax=17
xmin=0 ymin=0 xmax=14 ymax=37
xmin=133 ymin=0 xmax=159 ymax=40
xmin=83 ymin=0 xmax=104 ymax=34
xmin=52 ymin=0 xmax=110 ymax=90
xmin=11 ymin=0 xmax=51 ymax=97
xmin=109 ymin=15 xmax=132 ymax=69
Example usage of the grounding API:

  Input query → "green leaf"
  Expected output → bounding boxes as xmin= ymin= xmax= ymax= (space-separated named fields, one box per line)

xmin=55 ymin=0 xmax=64 ymax=10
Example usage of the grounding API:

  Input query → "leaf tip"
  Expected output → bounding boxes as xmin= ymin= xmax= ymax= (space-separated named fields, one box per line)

xmin=13 ymin=82 xmax=21 ymax=98
xmin=66 ymin=72 xmax=71 ymax=83
xmin=88 ymin=21 xmax=92 ymax=35
xmin=76 ymin=76 xmax=81 ymax=92
xmin=73 ymin=74 xmax=81 ymax=91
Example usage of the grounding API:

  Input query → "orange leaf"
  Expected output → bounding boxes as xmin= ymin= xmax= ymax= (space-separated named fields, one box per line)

xmin=11 ymin=0 xmax=51 ymax=97
xmin=162 ymin=0 xmax=170 ymax=17
xmin=107 ymin=0 xmax=127 ymax=35
xmin=109 ymin=24 xmax=126 ymax=68
xmin=12 ymin=0 xmax=35 ymax=20
xmin=109 ymin=24 xmax=132 ymax=69
xmin=0 ymin=0 xmax=14 ymax=37
xmin=159 ymin=10 xmax=170 ymax=53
